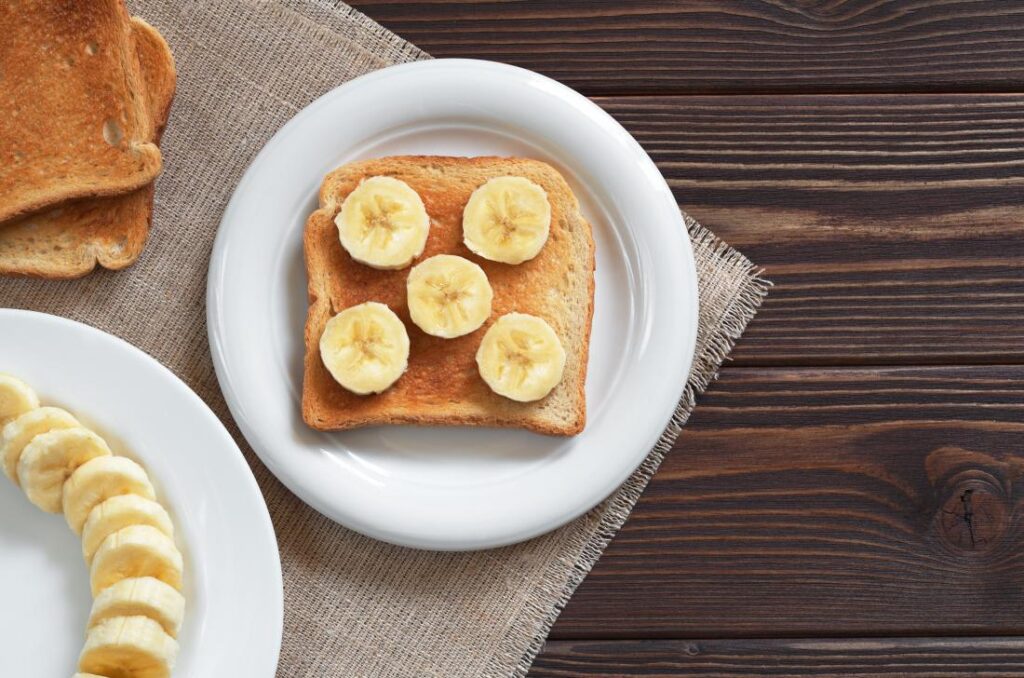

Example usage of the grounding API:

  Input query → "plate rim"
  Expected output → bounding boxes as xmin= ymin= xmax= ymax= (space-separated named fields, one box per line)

xmin=208 ymin=57 xmax=698 ymax=550
xmin=0 ymin=308 xmax=284 ymax=675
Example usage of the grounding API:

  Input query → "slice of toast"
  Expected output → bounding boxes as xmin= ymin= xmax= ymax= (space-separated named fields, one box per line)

xmin=302 ymin=156 xmax=596 ymax=436
xmin=0 ymin=18 xmax=175 ymax=278
xmin=0 ymin=0 xmax=163 ymax=223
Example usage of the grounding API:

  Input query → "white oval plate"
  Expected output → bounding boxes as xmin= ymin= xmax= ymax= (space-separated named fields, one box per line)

xmin=208 ymin=59 xmax=698 ymax=551
xmin=0 ymin=310 xmax=282 ymax=677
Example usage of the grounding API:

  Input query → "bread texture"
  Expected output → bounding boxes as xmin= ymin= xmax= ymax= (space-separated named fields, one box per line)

xmin=0 ymin=0 xmax=164 ymax=224
xmin=302 ymin=156 xmax=596 ymax=436
xmin=0 ymin=17 xmax=175 ymax=278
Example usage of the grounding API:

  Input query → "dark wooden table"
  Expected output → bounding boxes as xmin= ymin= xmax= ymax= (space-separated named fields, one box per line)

xmin=348 ymin=2 xmax=1024 ymax=675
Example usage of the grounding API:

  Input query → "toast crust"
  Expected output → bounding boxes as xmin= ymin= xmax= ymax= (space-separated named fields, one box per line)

xmin=302 ymin=156 xmax=595 ymax=436
xmin=0 ymin=0 xmax=164 ymax=223
xmin=0 ymin=17 xmax=176 ymax=278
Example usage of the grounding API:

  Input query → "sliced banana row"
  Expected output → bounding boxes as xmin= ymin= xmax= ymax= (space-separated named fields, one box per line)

xmin=334 ymin=173 xmax=552 ymax=270
xmin=320 ymin=300 xmax=565 ymax=402
xmin=0 ymin=375 xmax=183 ymax=677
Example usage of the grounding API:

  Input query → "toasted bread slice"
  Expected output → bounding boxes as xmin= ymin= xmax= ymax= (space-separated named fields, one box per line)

xmin=302 ymin=156 xmax=595 ymax=436
xmin=0 ymin=18 xmax=175 ymax=278
xmin=0 ymin=0 xmax=163 ymax=223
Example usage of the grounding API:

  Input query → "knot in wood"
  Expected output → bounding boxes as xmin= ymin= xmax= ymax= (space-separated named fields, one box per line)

xmin=938 ymin=481 xmax=1007 ymax=553
xmin=926 ymin=447 xmax=1013 ymax=554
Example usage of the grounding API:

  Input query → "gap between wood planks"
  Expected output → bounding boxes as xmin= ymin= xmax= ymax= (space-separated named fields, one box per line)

xmin=532 ymin=637 xmax=1024 ymax=677
xmin=585 ymin=87 xmax=1024 ymax=97
xmin=545 ymin=632 xmax=1024 ymax=641
xmin=727 ymin=359 xmax=1024 ymax=369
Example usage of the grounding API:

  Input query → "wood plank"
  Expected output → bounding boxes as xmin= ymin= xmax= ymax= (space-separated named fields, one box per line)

xmin=531 ymin=638 xmax=1024 ymax=677
xmin=348 ymin=1 xmax=1024 ymax=95
xmin=552 ymin=366 xmax=1024 ymax=638
xmin=599 ymin=94 xmax=1024 ymax=365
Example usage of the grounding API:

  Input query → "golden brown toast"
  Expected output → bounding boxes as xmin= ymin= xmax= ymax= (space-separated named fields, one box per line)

xmin=302 ymin=156 xmax=595 ymax=436
xmin=0 ymin=17 xmax=175 ymax=278
xmin=0 ymin=0 xmax=163 ymax=224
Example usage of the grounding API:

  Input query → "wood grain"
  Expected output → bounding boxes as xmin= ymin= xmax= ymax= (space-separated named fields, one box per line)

xmin=552 ymin=366 xmax=1024 ymax=638
xmin=348 ymin=1 xmax=1024 ymax=95
xmin=531 ymin=638 xmax=1024 ymax=677
xmin=347 ymin=5 xmax=1024 ymax=671
xmin=599 ymin=94 xmax=1024 ymax=365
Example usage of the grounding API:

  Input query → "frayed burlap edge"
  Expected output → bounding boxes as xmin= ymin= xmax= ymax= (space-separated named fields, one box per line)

xmin=276 ymin=0 xmax=430 ymax=65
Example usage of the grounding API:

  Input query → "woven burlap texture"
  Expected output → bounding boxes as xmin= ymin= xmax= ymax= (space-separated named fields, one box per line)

xmin=0 ymin=1 xmax=769 ymax=676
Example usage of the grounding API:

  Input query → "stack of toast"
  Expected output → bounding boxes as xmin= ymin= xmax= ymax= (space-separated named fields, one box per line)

xmin=0 ymin=0 xmax=175 ymax=278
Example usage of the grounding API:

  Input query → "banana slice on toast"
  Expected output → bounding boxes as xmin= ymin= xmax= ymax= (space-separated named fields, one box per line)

xmin=320 ymin=302 xmax=410 ymax=395
xmin=476 ymin=313 xmax=566 ymax=402
xmin=463 ymin=175 xmax=551 ymax=264
xmin=336 ymin=175 xmax=430 ymax=269
xmin=407 ymin=254 xmax=493 ymax=338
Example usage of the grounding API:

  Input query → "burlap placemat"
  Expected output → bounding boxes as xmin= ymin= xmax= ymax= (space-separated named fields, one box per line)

xmin=0 ymin=2 xmax=769 ymax=675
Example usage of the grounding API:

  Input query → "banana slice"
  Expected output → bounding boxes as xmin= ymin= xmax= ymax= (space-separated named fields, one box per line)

xmin=320 ymin=302 xmax=410 ymax=395
xmin=90 ymin=524 xmax=183 ymax=596
xmin=63 ymin=456 xmax=156 ymax=534
xmin=336 ymin=175 xmax=430 ymax=269
xmin=82 ymin=494 xmax=175 ymax=565
xmin=17 ymin=427 xmax=112 ymax=513
xmin=79 ymin=615 xmax=178 ymax=678
xmin=1 ymin=406 xmax=78 ymax=484
xmin=407 ymin=254 xmax=493 ymax=338
xmin=476 ymin=313 xmax=566 ymax=402
xmin=0 ymin=374 xmax=39 ymax=426
xmin=89 ymin=576 xmax=185 ymax=638
xmin=463 ymin=175 xmax=551 ymax=264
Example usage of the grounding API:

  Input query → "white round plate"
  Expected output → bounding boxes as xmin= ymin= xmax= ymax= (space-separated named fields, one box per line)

xmin=0 ymin=310 xmax=282 ymax=677
xmin=208 ymin=59 xmax=698 ymax=551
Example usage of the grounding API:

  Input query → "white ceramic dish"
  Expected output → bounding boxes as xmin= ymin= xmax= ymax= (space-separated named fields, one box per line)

xmin=208 ymin=59 xmax=698 ymax=551
xmin=0 ymin=310 xmax=282 ymax=677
